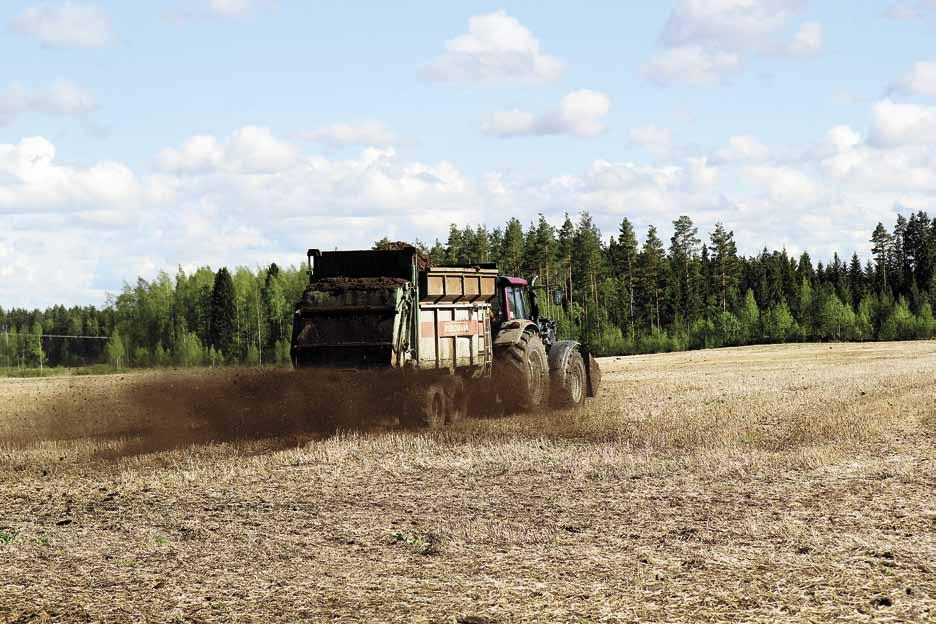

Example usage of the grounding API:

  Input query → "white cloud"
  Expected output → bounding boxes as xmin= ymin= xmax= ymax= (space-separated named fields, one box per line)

xmin=786 ymin=21 xmax=823 ymax=57
xmin=0 ymin=137 xmax=145 ymax=213
xmin=302 ymin=121 xmax=398 ymax=147
xmin=424 ymin=10 xmax=563 ymax=85
xmin=889 ymin=61 xmax=936 ymax=98
xmin=713 ymin=134 xmax=770 ymax=163
xmin=647 ymin=0 xmax=821 ymax=86
xmin=885 ymin=1 xmax=936 ymax=19
xmin=483 ymin=90 xmax=611 ymax=138
xmin=628 ymin=125 xmax=673 ymax=157
xmin=869 ymin=99 xmax=936 ymax=147
xmin=158 ymin=126 xmax=297 ymax=173
xmin=168 ymin=0 xmax=275 ymax=20
xmin=743 ymin=165 xmax=820 ymax=204
xmin=10 ymin=2 xmax=112 ymax=49
xmin=14 ymin=94 xmax=936 ymax=308
xmin=646 ymin=45 xmax=742 ymax=87
xmin=0 ymin=81 xmax=96 ymax=123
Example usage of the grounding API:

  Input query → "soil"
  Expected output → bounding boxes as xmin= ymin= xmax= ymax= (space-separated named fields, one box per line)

xmin=2 ymin=342 xmax=935 ymax=622
xmin=373 ymin=241 xmax=431 ymax=271
xmin=308 ymin=277 xmax=410 ymax=291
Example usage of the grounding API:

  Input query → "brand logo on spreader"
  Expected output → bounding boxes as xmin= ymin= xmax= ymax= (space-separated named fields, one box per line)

xmin=441 ymin=321 xmax=472 ymax=336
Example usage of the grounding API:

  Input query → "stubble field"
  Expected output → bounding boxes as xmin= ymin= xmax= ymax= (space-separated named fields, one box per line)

xmin=1 ymin=342 xmax=935 ymax=623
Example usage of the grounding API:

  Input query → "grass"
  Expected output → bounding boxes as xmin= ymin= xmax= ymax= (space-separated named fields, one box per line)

xmin=0 ymin=341 xmax=934 ymax=622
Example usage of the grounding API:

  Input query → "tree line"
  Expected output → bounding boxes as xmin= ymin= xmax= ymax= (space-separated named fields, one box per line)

xmin=3 ymin=211 xmax=936 ymax=370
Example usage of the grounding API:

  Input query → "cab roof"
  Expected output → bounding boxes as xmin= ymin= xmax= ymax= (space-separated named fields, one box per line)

xmin=500 ymin=276 xmax=528 ymax=286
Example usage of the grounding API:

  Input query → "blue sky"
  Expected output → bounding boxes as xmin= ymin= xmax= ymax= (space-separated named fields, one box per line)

xmin=3 ymin=1 xmax=936 ymax=307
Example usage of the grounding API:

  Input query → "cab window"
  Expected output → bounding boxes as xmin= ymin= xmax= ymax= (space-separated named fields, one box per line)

xmin=508 ymin=286 xmax=526 ymax=320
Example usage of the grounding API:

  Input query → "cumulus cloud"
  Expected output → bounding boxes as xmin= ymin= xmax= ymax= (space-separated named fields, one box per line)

xmin=712 ymin=135 xmax=770 ymax=163
xmin=889 ymin=61 xmax=936 ymax=98
xmin=628 ymin=125 xmax=674 ymax=157
xmin=869 ymin=99 xmax=936 ymax=147
xmin=424 ymin=10 xmax=563 ymax=85
xmin=302 ymin=121 xmax=397 ymax=147
xmin=786 ymin=21 xmax=823 ymax=57
xmin=646 ymin=45 xmax=742 ymax=87
xmin=646 ymin=0 xmax=822 ymax=86
xmin=10 ymin=2 xmax=112 ymax=48
xmin=483 ymin=90 xmax=611 ymax=138
xmin=13 ymin=96 xmax=936 ymax=308
xmin=157 ymin=126 xmax=297 ymax=173
xmin=0 ymin=81 xmax=96 ymax=123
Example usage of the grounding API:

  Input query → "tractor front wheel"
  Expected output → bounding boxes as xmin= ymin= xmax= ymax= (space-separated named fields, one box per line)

xmin=550 ymin=349 xmax=586 ymax=408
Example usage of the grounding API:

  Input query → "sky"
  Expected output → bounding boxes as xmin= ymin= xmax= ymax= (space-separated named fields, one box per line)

xmin=3 ymin=0 xmax=936 ymax=308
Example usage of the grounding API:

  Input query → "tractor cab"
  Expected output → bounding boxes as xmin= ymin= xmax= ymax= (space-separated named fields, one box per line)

xmin=493 ymin=275 xmax=556 ymax=348
xmin=492 ymin=276 xmax=531 ymax=327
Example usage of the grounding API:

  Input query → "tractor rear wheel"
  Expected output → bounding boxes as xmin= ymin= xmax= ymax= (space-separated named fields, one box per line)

xmin=497 ymin=329 xmax=549 ymax=412
xmin=551 ymin=349 xmax=586 ymax=408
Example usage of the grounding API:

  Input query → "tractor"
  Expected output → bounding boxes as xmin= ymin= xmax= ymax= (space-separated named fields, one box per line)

xmin=290 ymin=245 xmax=599 ymax=426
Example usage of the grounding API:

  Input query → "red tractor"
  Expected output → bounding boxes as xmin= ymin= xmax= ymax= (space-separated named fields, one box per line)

xmin=490 ymin=275 xmax=600 ymax=411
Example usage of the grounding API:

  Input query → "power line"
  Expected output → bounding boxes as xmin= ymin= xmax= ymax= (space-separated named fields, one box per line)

xmin=2 ymin=333 xmax=110 ymax=340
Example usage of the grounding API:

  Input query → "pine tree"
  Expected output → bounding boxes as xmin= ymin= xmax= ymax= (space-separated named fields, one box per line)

xmin=615 ymin=218 xmax=639 ymax=334
xmin=871 ymin=222 xmax=894 ymax=293
xmin=445 ymin=224 xmax=464 ymax=264
xmin=556 ymin=214 xmax=575 ymax=302
xmin=500 ymin=218 xmax=525 ymax=276
xmin=638 ymin=226 xmax=666 ymax=332
xmin=209 ymin=267 xmax=237 ymax=361
xmin=669 ymin=215 xmax=701 ymax=331
xmin=708 ymin=222 xmax=739 ymax=313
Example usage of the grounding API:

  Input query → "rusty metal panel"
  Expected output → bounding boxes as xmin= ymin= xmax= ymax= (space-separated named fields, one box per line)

xmin=417 ymin=304 xmax=491 ymax=371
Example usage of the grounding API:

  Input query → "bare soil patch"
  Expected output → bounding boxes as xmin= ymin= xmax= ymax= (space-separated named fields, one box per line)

xmin=1 ymin=342 xmax=935 ymax=622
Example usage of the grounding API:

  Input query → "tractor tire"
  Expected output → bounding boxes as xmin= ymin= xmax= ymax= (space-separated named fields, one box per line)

xmin=550 ymin=348 xmax=587 ymax=409
xmin=402 ymin=382 xmax=448 ymax=428
xmin=497 ymin=329 xmax=549 ymax=413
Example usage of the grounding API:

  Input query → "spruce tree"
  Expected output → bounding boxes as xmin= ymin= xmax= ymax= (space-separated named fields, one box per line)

xmin=209 ymin=267 xmax=237 ymax=361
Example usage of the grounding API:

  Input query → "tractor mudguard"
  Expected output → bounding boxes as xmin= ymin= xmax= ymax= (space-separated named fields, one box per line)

xmin=493 ymin=321 xmax=538 ymax=347
xmin=548 ymin=341 xmax=601 ymax=399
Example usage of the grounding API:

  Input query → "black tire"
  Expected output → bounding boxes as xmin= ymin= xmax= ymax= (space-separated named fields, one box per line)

xmin=403 ymin=382 xmax=447 ymax=428
xmin=551 ymin=349 xmax=586 ymax=408
xmin=497 ymin=329 xmax=549 ymax=412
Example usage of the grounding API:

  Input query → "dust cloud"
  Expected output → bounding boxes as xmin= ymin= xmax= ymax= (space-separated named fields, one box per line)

xmin=0 ymin=368 xmax=406 ymax=458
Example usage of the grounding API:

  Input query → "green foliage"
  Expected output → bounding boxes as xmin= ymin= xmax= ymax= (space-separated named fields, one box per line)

xmin=274 ymin=338 xmax=292 ymax=365
xmin=174 ymin=331 xmax=205 ymax=367
xmin=106 ymin=330 xmax=127 ymax=368
xmin=738 ymin=290 xmax=760 ymax=342
xmin=246 ymin=344 xmax=260 ymax=366
xmin=762 ymin=301 xmax=798 ymax=343
xmin=11 ymin=210 xmax=936 ymax=368
xmin=818 ymin=293 xmax=856 ymax=341
xmin=132 ymin=346 xmax=151 ymax=368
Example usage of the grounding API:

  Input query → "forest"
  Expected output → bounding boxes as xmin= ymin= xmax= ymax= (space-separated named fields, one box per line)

xmin=2 ymin=211 xmax=935 ymax=371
